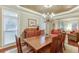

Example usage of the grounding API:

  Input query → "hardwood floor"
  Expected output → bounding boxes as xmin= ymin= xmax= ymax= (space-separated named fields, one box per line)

xmin=0 ymin=35 xmax=78 ymax=53
xmin=3 ymin=43 xmax=78 ymax=53
xmin=0 ymin=45 xmax=16 ymax=53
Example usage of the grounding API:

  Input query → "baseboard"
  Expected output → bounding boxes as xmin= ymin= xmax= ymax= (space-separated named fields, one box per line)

xmin=0 ymin=44 xmax=16 ymax=53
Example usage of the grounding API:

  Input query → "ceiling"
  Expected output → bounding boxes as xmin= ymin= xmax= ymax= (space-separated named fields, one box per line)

xmin=21 ymin=5 xmax=77 ymax=15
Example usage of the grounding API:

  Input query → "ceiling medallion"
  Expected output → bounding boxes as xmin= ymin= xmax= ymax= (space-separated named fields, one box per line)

xmin=44 ymin=5 xmax=53 ymax=8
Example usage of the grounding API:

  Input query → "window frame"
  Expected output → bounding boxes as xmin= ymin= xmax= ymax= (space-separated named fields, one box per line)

xmin=2 ymin=9 xmax=19 ymax=47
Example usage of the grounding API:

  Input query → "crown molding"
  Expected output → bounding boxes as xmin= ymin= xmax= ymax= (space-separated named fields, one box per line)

xmin=0 ymin=5 xmax=44 ymax=17
xmin=53 ymin=6 xmax=79 ymax=20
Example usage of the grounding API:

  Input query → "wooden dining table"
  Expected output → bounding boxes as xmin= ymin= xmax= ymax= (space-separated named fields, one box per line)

xmin=23 ymin=34 xmax=58 ymax=53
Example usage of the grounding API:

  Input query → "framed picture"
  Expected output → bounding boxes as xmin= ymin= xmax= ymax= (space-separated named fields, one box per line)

xmin=28 ymin=19 xmax=37 ymax=27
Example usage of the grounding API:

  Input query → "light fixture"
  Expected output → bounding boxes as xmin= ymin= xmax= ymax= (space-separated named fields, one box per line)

xmin=42 ymin=13 xmax=47 ymax=18
xmin=51 ymin=13 xmax=55 ymax=16
xmin=42 ymin=12 xmax=55 ymax=18
xmin=44 ymin=5 xmax=53 ymax=8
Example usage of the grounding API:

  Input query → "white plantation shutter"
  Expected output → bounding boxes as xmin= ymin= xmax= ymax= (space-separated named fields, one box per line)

xmin=3 ymin=9 xmax=18 ymax=46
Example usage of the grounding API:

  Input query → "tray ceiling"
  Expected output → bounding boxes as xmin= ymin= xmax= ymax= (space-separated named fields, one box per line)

xmin=21 ymin=5 xmax=77 ymax=14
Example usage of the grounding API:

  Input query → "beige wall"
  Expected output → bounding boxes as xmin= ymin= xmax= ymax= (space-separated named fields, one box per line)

xmin=0 ymin=7 xmax=2 ymax=47
xmin=52 ymin=20 xmax=60 ymax=30
xmin=0 ymin=6 xmax=44 ymax=48
xmin=19 ymin=11 xmax=44 ymax=35
xmin=52 ymin=17 xmax=79 ymax=31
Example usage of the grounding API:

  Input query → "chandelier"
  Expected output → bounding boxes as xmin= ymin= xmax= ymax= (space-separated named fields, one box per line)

xmin=44 ymin=5 xmax=53 ymax=8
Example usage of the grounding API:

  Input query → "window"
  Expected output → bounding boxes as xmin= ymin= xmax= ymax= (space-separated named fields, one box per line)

xmin=61 ymin=21 xmax=78 ymax=31
xmin=3 ymin=9 xmax=18 ymax=46
xmin=66 ymin=23 xmax=72 ymax=31
xmin=72 ymin=21 xmax=78 ymax=31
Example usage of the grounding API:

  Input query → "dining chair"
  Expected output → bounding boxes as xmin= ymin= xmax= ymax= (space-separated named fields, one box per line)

xmin=23 ymin=29 xmax=27 ymax=38
xmin=61 ymin=32 xmax=66 ymax=50
xmin=15 ymin=35 xmax=33 ymax=53
xmin=50 ymin=34 xmax=63 ymax=53
xmin=57 ymin=34 xmax=63 ymax=53
xmin=21 ymin=30 xmax=30 ymax=47
xmin=15 ymin=35 xmax=22 ymax=53
xmin=76 ymin=33 xmax=79 ymax=42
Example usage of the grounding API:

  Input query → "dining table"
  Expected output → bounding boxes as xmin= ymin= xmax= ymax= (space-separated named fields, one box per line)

xmin=23 ymin=34 xmax=58 ymax=53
